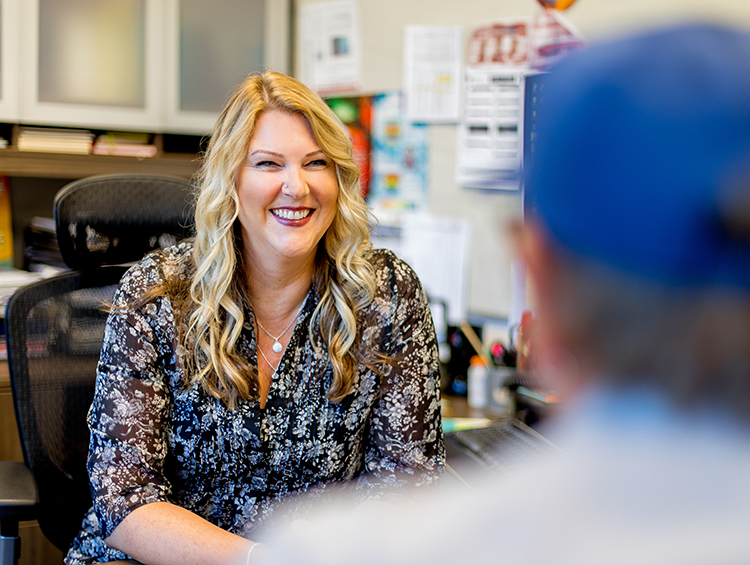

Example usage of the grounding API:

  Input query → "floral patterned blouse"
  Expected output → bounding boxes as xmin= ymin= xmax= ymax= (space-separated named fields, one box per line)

xmin=65 ymin=242 xmax=444 ymax=564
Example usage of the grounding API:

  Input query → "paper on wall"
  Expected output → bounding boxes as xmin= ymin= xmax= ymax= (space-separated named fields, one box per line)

xmin=455 ymin=12 xmax=583 ymax=191
xmin=403 ymin=25 xmax=463 ymax=123
xmin=372 ymin=213 xmax=470 ymax=325
xmin=368 ymin=92 xmax=429 ymax=214
xmin=298 ymin=0 xmax=362 ymax=94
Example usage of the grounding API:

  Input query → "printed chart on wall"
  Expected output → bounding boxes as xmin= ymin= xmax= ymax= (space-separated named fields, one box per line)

xmin=456 ymin=11 xmax=584 ymax=191
xmin=456 ymin=19 xmax=531 ymax=191
xmin=403 ymin=25 xmax=463 ymax=124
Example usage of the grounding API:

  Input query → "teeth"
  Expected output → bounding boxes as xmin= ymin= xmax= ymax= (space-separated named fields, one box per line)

xmin=272 ymin=208 xmax=312 ymax=220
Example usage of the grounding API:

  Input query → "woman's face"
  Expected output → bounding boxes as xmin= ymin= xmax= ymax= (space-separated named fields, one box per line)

xmin=236 ymin=110 xmax=339 ymax=270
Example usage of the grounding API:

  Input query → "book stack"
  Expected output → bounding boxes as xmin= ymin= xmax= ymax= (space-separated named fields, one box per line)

xmin=23 ymin=216 xmax=66 ymax=273
xmin=0 ymin=268 xmax=46 ymax=359
xmin=0 ymin=269 xmax=45 ymax=311
xmin=16 ymin=126 xmax=95 ymax=155
xmin=92 ymin=132 xmax=158 ymax=158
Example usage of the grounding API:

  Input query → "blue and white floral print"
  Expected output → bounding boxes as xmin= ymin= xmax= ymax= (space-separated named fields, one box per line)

xmin=65 ymin=242 xmax=444 ymax=564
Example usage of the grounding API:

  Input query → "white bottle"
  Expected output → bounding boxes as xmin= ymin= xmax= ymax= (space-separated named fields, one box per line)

xmin=467 ymin=355 xmax=489 ymax=409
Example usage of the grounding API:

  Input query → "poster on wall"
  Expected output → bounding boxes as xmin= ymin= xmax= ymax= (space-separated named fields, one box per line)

xmin=456 ymin=12 xmax=583 ymax=191
xmin=457 ymin=65 xmax=526 ymax=191
xmin=368 ymin=92 xmax=429 ymax=215
xmin=456 ymin=19 xmax=531 ymax=191
xmin=298 ymin=0 xmax=362 ymax=94
xmin=326 ymin=95 xmax=373 ymax=199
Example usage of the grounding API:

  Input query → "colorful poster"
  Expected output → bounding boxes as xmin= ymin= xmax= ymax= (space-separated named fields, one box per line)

xmin=326 ymin=95 xmax=373 ymax=199
xmin=368 ymin=92 xmax=428 ymax=213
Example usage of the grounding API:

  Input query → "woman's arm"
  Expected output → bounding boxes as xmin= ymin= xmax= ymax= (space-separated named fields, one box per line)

xmin=87 ymin=261 xmax=261 ymax=564
xmin=105 ymin=502 xmax=258 ymax=565
xmin=360 ymin=255 xmax=445 ymax=494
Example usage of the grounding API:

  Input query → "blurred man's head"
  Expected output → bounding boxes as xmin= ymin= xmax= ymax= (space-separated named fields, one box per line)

xmin=518 ymin=24 xmax=750 ymax=417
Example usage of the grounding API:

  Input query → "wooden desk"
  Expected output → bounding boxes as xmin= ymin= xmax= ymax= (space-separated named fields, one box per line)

xmin=0 ymin=360 xmax=64 ymax=564
xmin=441 ymin=394 xmax=499 ymax=420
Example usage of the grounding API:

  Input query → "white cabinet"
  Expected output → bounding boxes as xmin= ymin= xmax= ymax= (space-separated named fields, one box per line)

xmin=0 ymin=0 xmax=21 ymax=122
xmin=21 ymin=0 xmax=163 ymax=131
xmin=15 ymin=0 xmax=289 ymax=134
xmin=164 ymin=0 xmax=290 ymax=133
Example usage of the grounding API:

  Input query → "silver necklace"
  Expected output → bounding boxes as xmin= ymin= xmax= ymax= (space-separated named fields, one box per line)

xmin=257 ymin=345 xmax=279 ymax=374
xmin=256 ymin=298 xmax=307 ymax=353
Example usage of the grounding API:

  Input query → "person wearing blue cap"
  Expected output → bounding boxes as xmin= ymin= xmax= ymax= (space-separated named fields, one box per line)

xmin=523 ymin=22 xmax=750 ymax=412
xmin=256 ymin=23 xmax=750 ymax=564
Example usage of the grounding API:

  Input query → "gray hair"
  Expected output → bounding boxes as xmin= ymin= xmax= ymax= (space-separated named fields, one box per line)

xmin=552 ymin=246 xmax=750 ymax=419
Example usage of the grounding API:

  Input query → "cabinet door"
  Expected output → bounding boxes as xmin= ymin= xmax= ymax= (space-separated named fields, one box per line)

xmin=163 ymin=0 xmax=290 ymax=134
xmin=0 ymin=0 xmax=20 ymax=122
xmin=21 ymin=0 xmax=164 ymax=131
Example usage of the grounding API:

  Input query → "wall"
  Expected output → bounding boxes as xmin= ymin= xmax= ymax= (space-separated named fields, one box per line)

xmin=295 ymin=0 xmax=750 ymax=322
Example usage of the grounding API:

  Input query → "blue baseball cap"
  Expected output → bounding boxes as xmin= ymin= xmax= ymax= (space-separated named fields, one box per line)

xmin=526 ymin=23 xmax=750 ymax=288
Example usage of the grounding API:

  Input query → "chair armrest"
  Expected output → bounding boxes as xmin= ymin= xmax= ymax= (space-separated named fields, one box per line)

xmin=0 ymin=462 xmax=39 ymax=522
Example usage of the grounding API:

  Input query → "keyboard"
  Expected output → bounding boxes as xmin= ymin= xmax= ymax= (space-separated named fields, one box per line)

xmin=446 ymin=419 xmax=559 ymax=476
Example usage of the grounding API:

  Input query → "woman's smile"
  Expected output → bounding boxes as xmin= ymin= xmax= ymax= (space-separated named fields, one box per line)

xmin=271 ymin=207 xmax=314 ymax=223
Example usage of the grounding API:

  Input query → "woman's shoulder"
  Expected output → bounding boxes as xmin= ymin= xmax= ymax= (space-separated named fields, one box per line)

xmin=367 ymin=248 xmax=424 ymax=295
xmin=117 ymin=239 xmax=195 ymax=297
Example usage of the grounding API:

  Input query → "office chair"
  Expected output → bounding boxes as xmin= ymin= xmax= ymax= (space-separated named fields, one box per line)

xmin=0 ymin=174 xmax=195 ymax=564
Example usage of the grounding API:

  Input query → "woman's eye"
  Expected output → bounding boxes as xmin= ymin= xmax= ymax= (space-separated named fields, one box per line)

xmin=307 ymin=159 xmax=329 ymax=168
xmin=255 ymin=160 xmax=280 ymax=168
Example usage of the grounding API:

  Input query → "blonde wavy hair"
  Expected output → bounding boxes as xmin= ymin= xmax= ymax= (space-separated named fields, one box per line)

xmin=182 ymin=70 xmax=377 ymax=408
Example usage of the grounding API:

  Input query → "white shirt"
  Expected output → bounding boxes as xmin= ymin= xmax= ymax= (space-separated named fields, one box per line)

xmin=262 ymin=385 xmax=750 ymax=565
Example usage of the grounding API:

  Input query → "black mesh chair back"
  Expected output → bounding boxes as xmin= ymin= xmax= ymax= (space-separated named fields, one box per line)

xmin=6 ymin=268 xmax=128 ymax=550
xmin=5 ymin=173 xmax=195 ymax=553
xmin=55 ymin=173 xmax=195 ymax=270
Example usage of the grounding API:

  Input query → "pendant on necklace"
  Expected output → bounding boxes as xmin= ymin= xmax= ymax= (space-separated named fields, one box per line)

xmin=272 ymin=340 xmax=283 ymax=353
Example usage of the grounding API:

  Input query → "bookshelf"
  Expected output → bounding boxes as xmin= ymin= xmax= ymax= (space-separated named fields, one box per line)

xmin=0 ymin=127 xmax=202 ymax=180
xmin=0 ymin=147 xmax=201 ymax=180
xmin=0 ymin=124 xmax=204 ymax=270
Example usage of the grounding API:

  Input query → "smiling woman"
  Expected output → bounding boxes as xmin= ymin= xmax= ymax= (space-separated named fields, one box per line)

xmin=63 ymin=71 xmax=444 ymax=565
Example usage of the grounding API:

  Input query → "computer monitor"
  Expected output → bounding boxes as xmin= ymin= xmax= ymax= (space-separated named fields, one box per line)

xmin=522 ymin=72 xmax=547 ymax=218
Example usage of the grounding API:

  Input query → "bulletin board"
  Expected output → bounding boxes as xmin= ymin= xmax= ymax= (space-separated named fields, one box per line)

xmin=295 ymin=0 xmax=750 ymax=322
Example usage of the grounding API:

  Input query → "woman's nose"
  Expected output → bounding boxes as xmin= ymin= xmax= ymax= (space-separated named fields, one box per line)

xmin=281 ymin=168 xmax=309 ymax=199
